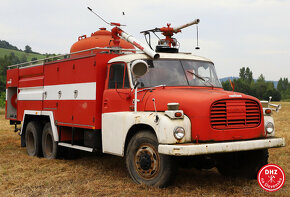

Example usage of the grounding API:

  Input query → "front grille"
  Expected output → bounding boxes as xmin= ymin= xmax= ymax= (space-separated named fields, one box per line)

xmin=210 ymin=99 xmax=261 ymax=129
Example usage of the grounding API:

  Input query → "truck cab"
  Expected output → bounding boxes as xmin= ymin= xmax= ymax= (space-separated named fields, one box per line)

xmin=101 ymin=52 xmax=285 ymax=186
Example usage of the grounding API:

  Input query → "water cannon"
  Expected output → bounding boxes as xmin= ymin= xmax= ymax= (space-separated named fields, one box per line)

xmin=141 ymin=19 xmax=200 ymax=52
xmin=173 ymin=19 xmax=200 ymax=32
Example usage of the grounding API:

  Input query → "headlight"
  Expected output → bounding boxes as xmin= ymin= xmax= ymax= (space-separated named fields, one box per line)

xmin=174 ymin=127 xmax=185 ymax=140
xmin=265 ymin=122 xmax=274 ymax=134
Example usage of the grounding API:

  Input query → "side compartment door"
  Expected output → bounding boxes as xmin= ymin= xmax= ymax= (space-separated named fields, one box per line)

xmin=18 ymin=65 xmax=44 ymax=119
xmin=72 ymin=57 xmax=97 ymax=128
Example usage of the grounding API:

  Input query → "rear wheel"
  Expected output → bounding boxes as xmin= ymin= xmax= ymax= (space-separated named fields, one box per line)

xmin=217 ymin=149 xmax=268 ymax=179
xmin=126 ymin=131 xmax=176 ymax=187
xmin=25 ymin=121 xmax=42 ymax=157
xmin=42 ymin=123 xmax=58 ymax=159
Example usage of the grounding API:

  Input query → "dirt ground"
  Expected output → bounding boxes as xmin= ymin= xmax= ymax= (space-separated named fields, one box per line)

xmin=0 ymin=103 xmax=289 ymax=196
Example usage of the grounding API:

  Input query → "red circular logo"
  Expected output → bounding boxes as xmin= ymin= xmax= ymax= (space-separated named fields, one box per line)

xmin=258 ymin=164 xmax=285 ymax=192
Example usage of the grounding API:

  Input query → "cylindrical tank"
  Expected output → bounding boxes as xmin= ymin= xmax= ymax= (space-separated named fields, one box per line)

xmin=70 ymin=28 xmax=135 ymax=56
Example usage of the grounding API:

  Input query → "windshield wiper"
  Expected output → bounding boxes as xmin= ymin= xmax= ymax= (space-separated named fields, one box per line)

xmin=186 ymin=70 xmax=214 ymax=88
xmin=137 ymin=84 xmax=166 ymax=93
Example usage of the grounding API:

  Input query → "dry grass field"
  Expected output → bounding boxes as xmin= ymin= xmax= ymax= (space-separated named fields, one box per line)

xmin=0 ymin=103 xmax=289 ymax=197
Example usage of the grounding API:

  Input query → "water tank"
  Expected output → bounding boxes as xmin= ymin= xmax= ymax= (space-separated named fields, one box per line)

xmin=70 ymin=28 xmax=135 ymax=56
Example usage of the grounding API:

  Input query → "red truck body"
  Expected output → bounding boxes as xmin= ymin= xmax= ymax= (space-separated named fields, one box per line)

xmin=6 ymin=53 xmax=117 ymax=129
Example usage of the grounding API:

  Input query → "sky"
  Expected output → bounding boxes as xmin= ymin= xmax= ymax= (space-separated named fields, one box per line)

xmin=0 ymin=0 xmax=289 ymax=81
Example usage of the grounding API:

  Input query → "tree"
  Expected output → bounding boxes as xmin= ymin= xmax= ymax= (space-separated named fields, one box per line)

xmin=257 ymin=74 xmax=265 ymax=83
xmin=277 ymin=78 xmax=288 ymax=92
xmin=239 ymin=67 xmax=246 ymax=79
xmin=245 ymin=67 xmax=253 ymax=83
xmin=0 ymin=40 xmax=19 ymax=50
xmin=277 ymin=77 xmax=290 ymax=100
xmin=265 ymin=88 xmax=281 ymax=101
xmin=24 ymin=45 xmax=32 ymax=53
xmin=221 ymin=80 xmax=232 ymax=91
xmin=0 ymin=52 xmax=23 ymax=92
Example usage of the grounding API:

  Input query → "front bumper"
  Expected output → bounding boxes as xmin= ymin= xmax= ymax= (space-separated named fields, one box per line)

xmin=158 ymin=137 xmax=285 ymax=156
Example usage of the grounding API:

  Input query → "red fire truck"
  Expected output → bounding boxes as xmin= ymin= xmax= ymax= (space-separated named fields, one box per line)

xmin=5 ymin=19 xmax=285 ymax=187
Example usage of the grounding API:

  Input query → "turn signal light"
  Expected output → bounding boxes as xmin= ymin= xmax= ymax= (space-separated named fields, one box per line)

xmin=175 ymin=112 xmax=182 ymax=117
xmin=265 ymin=109 xmax=272 ymax=114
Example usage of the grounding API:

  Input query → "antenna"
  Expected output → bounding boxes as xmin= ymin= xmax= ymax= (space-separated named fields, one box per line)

xmin=87 ymin=7 xmax=125 ymax=27
xmin=87 ymin=7 xmax=110 ymax=25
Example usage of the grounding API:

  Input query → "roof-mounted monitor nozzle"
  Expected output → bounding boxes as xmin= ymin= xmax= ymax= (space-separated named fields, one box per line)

xmin=173 ymin=19 xmax=200 ymax=32
xmin=141 ymin=19 xmax=200 ymax=53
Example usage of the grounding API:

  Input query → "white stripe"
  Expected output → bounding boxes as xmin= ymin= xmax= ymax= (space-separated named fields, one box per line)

xmin=18 ymin=82 xmax=96 ymax=101
xmin=18 ymin=86 xmax=44 ymax=101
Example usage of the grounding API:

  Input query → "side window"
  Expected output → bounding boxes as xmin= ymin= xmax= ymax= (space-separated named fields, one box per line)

xmin=108 ymin=63 xmax=130 ymax=89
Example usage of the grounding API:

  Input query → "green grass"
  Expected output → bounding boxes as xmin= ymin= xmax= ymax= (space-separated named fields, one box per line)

xmin=0 ymin=48 xmax=46 ymax=61
xmin=282 ymin=99 xmax=290 ymax=102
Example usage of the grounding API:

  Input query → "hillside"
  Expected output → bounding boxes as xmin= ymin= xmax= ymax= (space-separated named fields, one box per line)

xmin=0 ymin=48 xmax=46 ymax=62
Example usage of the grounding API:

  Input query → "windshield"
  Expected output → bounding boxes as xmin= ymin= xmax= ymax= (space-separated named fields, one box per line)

xmin=134 ymin=60 xmax=222 ymax=88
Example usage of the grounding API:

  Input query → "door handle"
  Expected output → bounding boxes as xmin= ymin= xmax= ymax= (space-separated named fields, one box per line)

xmin=104 ymin=99 xmax=108 ymax=108
xmin=74 ymin=90 xmax=78 ymax=98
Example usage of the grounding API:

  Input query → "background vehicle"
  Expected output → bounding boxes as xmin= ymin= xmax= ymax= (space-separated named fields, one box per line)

xmin=5 ymin=17 xmax=285 ymax=187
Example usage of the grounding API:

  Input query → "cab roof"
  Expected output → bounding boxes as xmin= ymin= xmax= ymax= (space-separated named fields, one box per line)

xmin=108 ymin=52 xmax=213 ymax=64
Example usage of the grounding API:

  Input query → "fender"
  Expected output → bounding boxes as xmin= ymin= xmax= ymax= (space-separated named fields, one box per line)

xmin=20 ymin=110 xmax=59 ymax=141
xmin=101 ymin=111 xmax=191 ymax=156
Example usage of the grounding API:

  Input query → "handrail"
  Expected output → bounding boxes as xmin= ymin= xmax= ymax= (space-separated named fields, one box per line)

xmin=7 ymin=46 xmax=140 ymax=69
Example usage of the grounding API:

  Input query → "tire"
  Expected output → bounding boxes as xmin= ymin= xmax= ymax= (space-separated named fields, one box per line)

xmin=125 ymin=131 xmax=176 ymax=187
xmin=25 ymin=121 xmax=43 ymax=157
xmin=217 ymin=149 xmax=268 ymax=179
xmin=42 ymin=122 xmax=58 ymax=159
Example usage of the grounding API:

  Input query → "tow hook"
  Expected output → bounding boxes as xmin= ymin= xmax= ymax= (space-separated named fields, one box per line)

xmin=14 ymin=124 xmax=20 ymax=133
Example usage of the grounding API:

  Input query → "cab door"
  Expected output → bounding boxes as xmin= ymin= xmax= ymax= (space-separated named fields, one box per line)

xmin=102 ymin=63 xmax=132 ymax=113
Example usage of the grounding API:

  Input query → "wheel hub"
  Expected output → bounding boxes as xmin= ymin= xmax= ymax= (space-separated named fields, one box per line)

xmin=134 ymin=144 xmax=160 ymax=180
xmin=139 ymin=152 xmax=152 ymax=170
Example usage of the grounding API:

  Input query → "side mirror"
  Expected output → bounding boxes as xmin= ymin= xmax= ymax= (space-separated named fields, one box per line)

xmin=131 ymin=60 xmax=148 ymax=78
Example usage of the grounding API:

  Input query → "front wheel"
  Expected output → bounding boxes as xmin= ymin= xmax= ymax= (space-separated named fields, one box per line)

xmin=126 ymin=131 xmax=176 ymax=187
